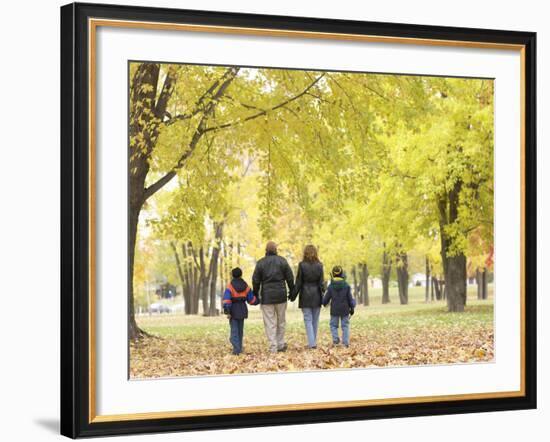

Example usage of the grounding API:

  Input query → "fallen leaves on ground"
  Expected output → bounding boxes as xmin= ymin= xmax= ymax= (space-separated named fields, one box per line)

xmin=130 ymin=302 xmax=494 ymax=379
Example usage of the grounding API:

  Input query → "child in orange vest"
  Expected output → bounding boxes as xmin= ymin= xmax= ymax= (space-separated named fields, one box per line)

xmin=222 ymin=267 xmax=259 ymax=355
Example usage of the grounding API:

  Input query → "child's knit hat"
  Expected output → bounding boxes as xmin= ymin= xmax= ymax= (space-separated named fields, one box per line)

xmin=331 ymin=265 xmax=344 ymax=278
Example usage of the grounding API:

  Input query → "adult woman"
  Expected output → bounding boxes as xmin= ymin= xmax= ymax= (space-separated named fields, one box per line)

xmin=290 ymin=245 xmax=325 ymax=349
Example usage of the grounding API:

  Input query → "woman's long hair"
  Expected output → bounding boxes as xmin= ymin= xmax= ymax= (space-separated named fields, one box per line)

xmin=302 ymin=244 xmax=320 ymax=263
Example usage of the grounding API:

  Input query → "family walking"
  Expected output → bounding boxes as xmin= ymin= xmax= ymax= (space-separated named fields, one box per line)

xmin=222 ymin=241 xmax=356 ymax=355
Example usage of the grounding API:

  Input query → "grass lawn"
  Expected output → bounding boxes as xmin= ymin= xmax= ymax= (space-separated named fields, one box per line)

xmin=131 ymin=285 xmax=494 ymax=378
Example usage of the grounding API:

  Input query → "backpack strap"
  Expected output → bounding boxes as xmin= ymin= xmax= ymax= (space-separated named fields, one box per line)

xmin=228 ymin=284 xmax=250 ymax=301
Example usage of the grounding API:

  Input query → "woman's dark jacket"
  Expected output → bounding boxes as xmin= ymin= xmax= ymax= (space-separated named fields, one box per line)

xmin=290 ymin=261 xmax=324 ymax=308
xmin=252 ymin=252 xmax=295 ymax=304
xmin=322 ymin=279 xmax=356 ymax=316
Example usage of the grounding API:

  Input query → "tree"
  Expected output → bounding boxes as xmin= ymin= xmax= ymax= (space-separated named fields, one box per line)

xmin=208 ymin=222 xmax=224 ymax=316
xmin=381 ymin=248 xmax=392 ymax=304
xmin=128 ymin=64 xmax=240 ymax=336
xmin=129 ymin=63 xmax=326 ymax=335
xmin=369 ymin=77 xmax=494 ymax=312
xmin=396 ymin=251 xmax=409 ymax=305
xmin=425 ymin=256 xmax=431 ymax=303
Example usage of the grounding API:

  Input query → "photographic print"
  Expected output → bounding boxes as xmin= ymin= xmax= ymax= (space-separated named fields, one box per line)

xmin=128 ymin=62 xmax=495 ymax=379
xmin=61 ymin=4 xmax=536 ymax=436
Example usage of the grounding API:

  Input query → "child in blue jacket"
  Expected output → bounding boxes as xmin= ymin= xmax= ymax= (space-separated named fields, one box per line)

xmin=322 ymin=266 xmax=356 ymax=347
xmin=222 ymin=267 xmax=259 ymax=355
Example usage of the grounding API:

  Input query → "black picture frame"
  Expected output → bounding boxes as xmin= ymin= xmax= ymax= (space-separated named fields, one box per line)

xmin=60 ymin=2 xmax=537 ymax=438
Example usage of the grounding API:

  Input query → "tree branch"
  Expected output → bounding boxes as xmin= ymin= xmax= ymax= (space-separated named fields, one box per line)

xmin=189 ymin=242 xmax=201 ymax=271
xmin=202 ymin=73 xmax=326 ymax=133
xmin=143 ymin=71 xmax=324 ymax=203
xmin=154 ymin=67 xmax=177 ymax=119
xmin=143 ymin=67 xmax=240 ymax=201
xmin=164 ymin=69 xmax=237 ymax=126
xmin=170 ymin=241 xmax=186 ymax=284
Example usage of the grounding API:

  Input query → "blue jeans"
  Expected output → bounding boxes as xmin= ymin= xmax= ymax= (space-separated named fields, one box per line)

xmin=302 ymin=307 xmax=321 ymax=348
xmin=330 ymin=315 xmax=350 ymax=346
xmin=229 ymin=318 xmax=244 ymax=354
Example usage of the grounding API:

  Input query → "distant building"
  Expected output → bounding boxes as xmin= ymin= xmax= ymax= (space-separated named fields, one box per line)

xmin=411 ymin=273 xmax=428 ymax=287
xmin=370 ymin=277 xmax=382 ymax=289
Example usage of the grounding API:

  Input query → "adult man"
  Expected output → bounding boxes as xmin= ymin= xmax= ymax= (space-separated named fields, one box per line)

xmin=252 ymin=241 xmax=295 ymax=353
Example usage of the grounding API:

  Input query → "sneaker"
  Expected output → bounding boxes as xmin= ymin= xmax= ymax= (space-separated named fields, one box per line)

xmin=277 ymin=343 xmax=288 ymax=352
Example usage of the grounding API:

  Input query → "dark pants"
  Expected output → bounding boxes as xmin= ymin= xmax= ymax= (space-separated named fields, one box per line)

xmin=330 ymin=315 xmax=350 ymax=345
xmin=229 ymin=318 xmax=245 ymax=354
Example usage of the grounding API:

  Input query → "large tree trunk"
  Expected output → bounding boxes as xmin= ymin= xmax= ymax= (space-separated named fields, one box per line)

xmin=381 ymin=249 xmax=391 ymax=304
xmin=478 ymin=267 xmax=489 ymax=300
xmin=360 ymin=263 xmax=369 ymax=306
xmin=433 ymin=276 xmax=441 ymax=300
xmin=208 ymin=223 xmax=223 ymax=316
xmin=446 ymin=255 xmax=467 ymax=312
xmin=396 ymin=252 xmax=409 ymax=305
xmin=437 ymin=180 xmax=467 ymax=312
xmin=352 ymin=265 xmax=360 ymax=300
xmin=358 ymin=267 xmax=364 ymax=305
xmin=220 ymin=241 xmax=227 ymax=303
xmin=425 ymin=257 xmax=430 ymax=303
xmin=187 ymin=241 xmax=202 ymax=315
xmin=171 ymin=241 xmax=192 ymax=315
xmin=191 ymin=256 xmax=200 ymax=314
xmin=181 ymin=244 xmax=192 ymax=314
xmin=183 ymin=242 xmax=199 ymax=314
xmin=182 ymin=243 xmax=192 ymax=314
xmin=476 ymin=268 xmax=482 ymax=299
xmin=208 ymin=253 xmax=220 ymax=316
xmin=198 ymin=247 xmax=209 ymax=315
xmin=128 ymin=202 xmax=144 ymax=340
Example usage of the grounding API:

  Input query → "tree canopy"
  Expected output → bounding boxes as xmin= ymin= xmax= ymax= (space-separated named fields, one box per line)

xmin=129 ymin=62 xmax=494 ymax=328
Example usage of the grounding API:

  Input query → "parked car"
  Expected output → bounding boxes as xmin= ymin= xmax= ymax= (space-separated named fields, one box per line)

xmin=149 ymin=303 xmax=171 ymax=314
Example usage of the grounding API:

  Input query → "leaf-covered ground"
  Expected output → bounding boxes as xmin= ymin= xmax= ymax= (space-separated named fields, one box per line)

xmin=130 ymin=298 xmax=494 ymax=379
